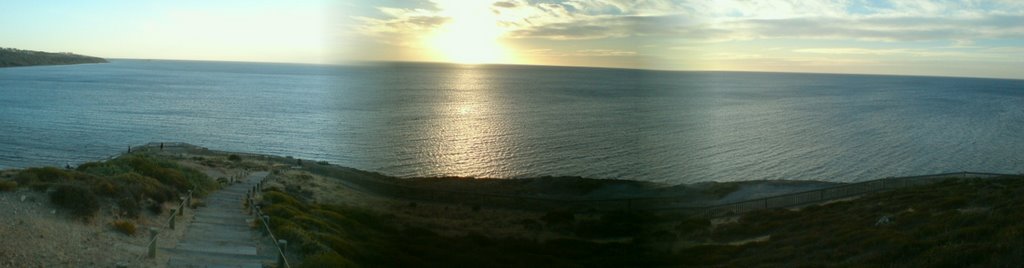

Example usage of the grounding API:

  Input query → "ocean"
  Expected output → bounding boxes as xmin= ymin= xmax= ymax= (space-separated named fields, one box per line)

xmin=0 ymin=60 xmax=1021 ymax=183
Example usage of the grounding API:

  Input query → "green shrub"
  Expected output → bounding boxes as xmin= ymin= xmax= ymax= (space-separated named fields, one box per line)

xmin=114 ymin=172 xmax=176 ymax=203
xmin=299 ymin=252 xmax=356 ymax=268
xmin=275 ymin=222 xmax=326 ymax=254
xmin=14 ymin=171 xmax=38 ymax=186
xmin=111 ymin=220 xmax=136 ymax=235
xmin=0 ymin=180 xmax=16 ymax=191
xmin=575 ymin=210 xmax=658 ymax=238
xmin=149 ymin=202 xmax=164 ymax=215
xmin=541 ymin=210 xmax=575 ymax=226
xmin=263 ymin=191 xmax=304 ymax=209
xmin=76 ymin=162 xmax=130 ymax=176
xmin=24 ymin=167 xmax=72 ymax=182
xmin=118 ymin=197 xmax=140 ymax=218
xmin=264 ymin=204 xmax=305 ymax=219
xmin=228 ymin=154 xmax=241 ymax=161
xmin=190 ymin=199 xmax=206 ymax=208
xmin=677 ymin=217 xmax=711 ymax=234
xmin=91 ymin=177 xmax=121 ymax=197
xmin=49 ymin=184 xmax=99 ymax=218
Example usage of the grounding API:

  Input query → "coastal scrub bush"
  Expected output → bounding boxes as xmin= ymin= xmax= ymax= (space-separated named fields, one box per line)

xmin=49 ymin=184 xmax=99 ymax=218
xmin=299 ymin=252 xmax=356 ymax=268
xmin=704 ymin=182 xmax=741 ymax=197
xmin=122 ymin=155 xmax=216 ymax=194
xmin=676 ymin=217 xmax=711 ymax=234
xmin=575 ymin=210 xmax=658 ymax=238
xmin=541 ymin=210 xmax=575 ymax=226
xmin=23 ymin=167 xmax=72 ymax=182
xmin=262 ymin=191 xmax=304 ymax=209
xmin=78 ymin=154 xmax=218 ymax=196
xmin=76 ymin=161 xmax=130 ymax=176
xmin=263 ymin=204 xmax=305 ymax=219
xmin=15 ymin=167 xmax=79 ymax=188
xmin=228 ymin=154 xmax=241 ymax=161
xmin=92 ymin=177 xmax=121 ymax=197
xmin=118 ymin=197 xmax=141 ymax=218
xmin=281 ymin=223 xmax=328 ymax=254
xmin=111 ymin=220 xmax=137 ymax=236
xmin=114 ymin=172 xmax=175 ymax=204
xmin=13 ymin=171 xmax=38 ymax=186
xmin=0 ymin=180 xmax=16 ymax=191
xmin=148 ymin=202 xmax=164 ymax=215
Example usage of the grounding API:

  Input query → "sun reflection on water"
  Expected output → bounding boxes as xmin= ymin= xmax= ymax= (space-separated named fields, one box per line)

xmin=427 ymin=66 xmax=511 ymax=178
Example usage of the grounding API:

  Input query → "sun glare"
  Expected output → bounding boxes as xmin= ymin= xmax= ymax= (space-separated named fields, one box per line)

xmin=429 ymin=1 xmax=509 ymax=64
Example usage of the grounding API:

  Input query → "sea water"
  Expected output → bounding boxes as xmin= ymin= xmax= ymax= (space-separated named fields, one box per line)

xmin=1 ymin=60 xmax=1021 ymax=183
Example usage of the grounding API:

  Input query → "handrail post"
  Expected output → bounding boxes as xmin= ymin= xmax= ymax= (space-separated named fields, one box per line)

xmin=169 ymin=209 xmax=177 ymax=229
xmin=278 ymin=240 xmax=288 ymax=267
xmin=148 ymin=228 xmax=159 ymax=258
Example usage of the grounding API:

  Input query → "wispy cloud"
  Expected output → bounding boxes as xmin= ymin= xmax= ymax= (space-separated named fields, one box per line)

xmin=527 ymin=48 xmax=637 ymax=57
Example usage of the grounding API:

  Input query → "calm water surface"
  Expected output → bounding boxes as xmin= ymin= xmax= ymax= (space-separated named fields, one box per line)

xmin=0 ymin=60 xmax=1021 ymax=183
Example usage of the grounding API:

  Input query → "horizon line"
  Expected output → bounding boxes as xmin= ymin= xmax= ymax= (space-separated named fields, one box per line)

xmin=105 ymin=57 xmax=1024 ymax=81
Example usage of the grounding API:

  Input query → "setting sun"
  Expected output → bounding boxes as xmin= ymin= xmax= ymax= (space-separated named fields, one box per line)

xmin=428 ymin=1 xmax=509 ymax=64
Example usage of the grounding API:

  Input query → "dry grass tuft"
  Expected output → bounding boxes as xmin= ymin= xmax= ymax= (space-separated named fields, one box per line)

xmin=0 ymin=180 xmax=17 ymax=191
xmin=111 ymin=220 xmax=136 ymax=236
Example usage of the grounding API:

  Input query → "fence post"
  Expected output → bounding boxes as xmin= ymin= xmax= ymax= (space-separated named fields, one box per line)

xmin=179 ymin=198 xmax=186 ymax=216
xmin=278 ymin=240 xmax=288 ymax=267
xmin=169 ymin=210 xmax=176 ymax=229
xmin=763 ymin=198 xmax=768 ymax=209
xmin=148 ymin=228 xmax=159 ymax=258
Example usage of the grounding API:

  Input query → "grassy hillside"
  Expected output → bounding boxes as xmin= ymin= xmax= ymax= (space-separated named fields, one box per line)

xmin=679 ymin=176 xmax=1024 ymax=267
xmin=257 ymin=172 xmax=1024 ymax=267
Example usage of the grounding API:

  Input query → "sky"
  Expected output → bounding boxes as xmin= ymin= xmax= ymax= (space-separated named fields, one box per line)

xmin=2 ymin=0 xmax=1023 ymax=79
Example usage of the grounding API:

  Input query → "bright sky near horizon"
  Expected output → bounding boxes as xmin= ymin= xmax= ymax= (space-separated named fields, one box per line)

xmin=3 ymin=0 xmax=1023 ymax=79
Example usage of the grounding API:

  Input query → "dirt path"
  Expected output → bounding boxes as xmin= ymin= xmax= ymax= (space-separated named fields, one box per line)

xmin=164 ymin=172 xmax=275 ymax=267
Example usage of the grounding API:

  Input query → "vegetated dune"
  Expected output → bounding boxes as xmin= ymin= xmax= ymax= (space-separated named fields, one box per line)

xmin=6 ymin=143 xmax=1016 ymax=267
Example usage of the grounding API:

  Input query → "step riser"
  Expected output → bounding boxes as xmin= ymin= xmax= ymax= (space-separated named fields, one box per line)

xmin=166 ymin=172 xmax=274 ymax=267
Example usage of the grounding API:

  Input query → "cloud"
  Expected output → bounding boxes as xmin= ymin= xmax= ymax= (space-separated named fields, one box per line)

xmin=505 ymin=14 xmax=691 ymax=40
xmin=790 ymin=47 xmax=977 ymax=58
xmin=490 ymin=0 xmax=1024 ymax=43
xmin=528 ymin=48 xmax=637 ymax=57
xmin=694 ymin=14 xmax=1024 ymax=42
xmin=355 ymin=7 xmax=450 ymax=35
xmin=493 ymin=1 xmax=517 ymax=9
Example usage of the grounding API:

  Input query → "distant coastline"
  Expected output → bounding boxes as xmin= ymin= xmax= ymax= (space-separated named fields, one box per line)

xmin=0 ymin=47 xmax=107 ymax=67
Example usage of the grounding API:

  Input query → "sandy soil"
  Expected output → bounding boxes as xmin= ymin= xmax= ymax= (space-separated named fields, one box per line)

xmin=0 ymin=187 xmax=198 ymax=267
